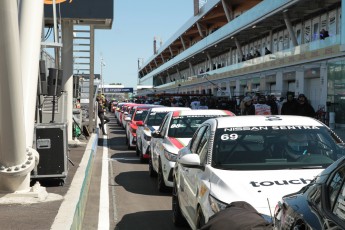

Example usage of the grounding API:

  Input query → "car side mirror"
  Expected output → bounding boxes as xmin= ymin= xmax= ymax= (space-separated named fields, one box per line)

xmin=178 ymin=153 xmax=201 ymax=167
xmin=136 ymin=121 xmax=144 ymax=126
xmin=124 ymin=112 xmax=128 ymax=115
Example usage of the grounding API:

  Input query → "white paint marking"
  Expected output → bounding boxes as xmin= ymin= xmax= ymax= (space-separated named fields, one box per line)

xmin=110 ymin=157 xmax=140 ymax=161
xmin=98 ymin=135 xmax=109 ymax=230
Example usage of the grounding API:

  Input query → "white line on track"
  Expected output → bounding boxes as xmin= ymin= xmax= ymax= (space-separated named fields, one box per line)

xmin=110 ymin=157 xmax=140 ymax=161
xmin=98 ymin=134 xmax=109 ymax=230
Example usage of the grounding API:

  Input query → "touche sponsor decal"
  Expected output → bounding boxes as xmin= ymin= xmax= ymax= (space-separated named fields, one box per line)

xmin=250 ymin=178 xmax=313 ymax=187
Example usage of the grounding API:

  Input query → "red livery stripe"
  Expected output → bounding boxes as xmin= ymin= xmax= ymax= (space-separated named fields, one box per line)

xmin=168 ymin=137 xmax=185 ymax=149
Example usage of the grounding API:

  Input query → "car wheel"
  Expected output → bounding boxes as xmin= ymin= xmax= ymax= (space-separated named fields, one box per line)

xmin=140 ymin=152 xmax=145 ymax=163
xmin=172 ymin=179 xmax=188 ymax=227
xmin=196 ymin=207 xmax=206 ymax=229
xmin=158 ymin=161 xmax=169 ymax=192
xmin=148 ymin=158 xmax=157 ymax=177
xmin=136 ymin=142 xmax=140 ymax=156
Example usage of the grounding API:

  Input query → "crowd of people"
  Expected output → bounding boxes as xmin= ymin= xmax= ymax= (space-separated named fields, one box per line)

xmin=130 ymin=91 xmax=316 ymax=118
xmin=240 ymin=92 xmax=315 ymax=117
xmin=101 ymin=91 xmax=316 ymax=122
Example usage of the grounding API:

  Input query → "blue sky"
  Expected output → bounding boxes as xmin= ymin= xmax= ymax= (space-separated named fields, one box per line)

xmin=94 ymin=0 xmax=194 ymax=89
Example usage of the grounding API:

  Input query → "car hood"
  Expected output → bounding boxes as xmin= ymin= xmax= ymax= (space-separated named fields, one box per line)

xmin=166 ymin=137 xmax=191 ymax=152
xmin=209 ymin=168 xmax=324 ymax=215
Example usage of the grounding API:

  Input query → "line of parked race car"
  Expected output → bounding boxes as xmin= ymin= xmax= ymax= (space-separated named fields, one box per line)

xmin=113 ymin=102 xmax=345 ymax=230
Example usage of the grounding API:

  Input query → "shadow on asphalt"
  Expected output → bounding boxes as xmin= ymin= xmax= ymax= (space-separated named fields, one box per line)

xmin=114 ymin=171 xmax=172 ymax=196
xmin=115 ymin=210 xmax=191 ymax=230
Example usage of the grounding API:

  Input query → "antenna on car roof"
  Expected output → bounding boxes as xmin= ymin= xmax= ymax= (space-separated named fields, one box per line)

xmin=267 ymin=198 xmax=273 ymax=221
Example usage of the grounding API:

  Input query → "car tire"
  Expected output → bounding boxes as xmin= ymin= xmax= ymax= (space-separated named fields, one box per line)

xmin=148 ymin=159 xmax=157 ymax=177
xmin=158 ymin=161 xmax=169 ymax=192
xmin=196 ymin=207 xmax=206 ymax=229
xmin=136 ymin=142 xmax=140 ymax=156
xmin=172 ymin=179 xmax=188 ymax=227
xmin=139 ymin=144 xmax=146 ymax=163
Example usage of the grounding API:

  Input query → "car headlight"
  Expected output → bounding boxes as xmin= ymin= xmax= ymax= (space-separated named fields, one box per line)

xmin=164 ymin=149 xmax=177 ymax=162
xmin=209 ymin=195 xmax=227 ymax=213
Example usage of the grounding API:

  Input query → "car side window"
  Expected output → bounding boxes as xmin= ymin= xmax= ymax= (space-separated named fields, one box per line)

xmin=328 ymin=166 xmax=345 ymax=220
xmin=196 ymin=127 xmax=210 ymax=165
xmin=190 ymin=126 xmax=207 ymax=153
xmin=159 ymin=114 xmax=170 ymax=136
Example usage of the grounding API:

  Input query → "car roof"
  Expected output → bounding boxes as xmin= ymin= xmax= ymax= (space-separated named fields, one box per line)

xmin=134 ymin=105 xmax=161 ymax=110
xmin=170 ymin=109 xmax=234 ymax=117
xmin=214 ymin=115 xmax=325 ymax=128
xmin=149 ymin=107 xmax=191 ymax=112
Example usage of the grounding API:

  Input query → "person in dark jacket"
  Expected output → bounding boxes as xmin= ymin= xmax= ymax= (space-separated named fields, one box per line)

xmin=281 ymin=92 xmax=298 ymax=115
xmin=296 ymin=94 xmax=315 ymax=117
xmin=242 ymin=96 xmax=255 ymax=115
xmin=97 ymin=96 xmax=110 ymax=135
xmin=200 ymin=201 xmax=273 ymax=230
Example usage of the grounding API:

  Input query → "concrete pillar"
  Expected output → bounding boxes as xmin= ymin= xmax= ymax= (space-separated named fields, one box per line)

xmin=196 ymin=22 xmax=205 ymax=38
xmin=19 ymin=0 xmax=44 ymax=148
xmin=226 ymin=81 xmax=231 ymax=97
xmin=180 ymin=36 xmax=186 ymax=50
xmin=221 ymin=0 xmax=231 ymax=22
xmin=189 ymin=62 xmax=195 ymax=76
xmin=342 ymin=0 xmax=345 ymax=46
xmin=276 ymin=72 xmax=284 ymax=94
xmin=320 ymin=64 xmax=328 ymax=108
xmin=235 ymin=79 xmax=241 ymax=96
xmin=88 ymin=25 xmax=95 ymax=133
xmin=234 ymin=38 xmax=244 ymax=58
xmin=169 ymin=46 xmax=174 ymax=58
xmin=283 ymin=11 xmax=298 ymax=47
xmin=61 ymin=20 xmax=74 ymax=142
xmin=295 ymin=69 xmax=304 ymax=95
xmin=0 ymin=0 xmax=34 ymax=192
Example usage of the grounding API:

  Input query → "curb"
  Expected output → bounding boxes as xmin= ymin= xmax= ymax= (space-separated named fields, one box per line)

xmin=51 ymin=132 xmax=98 ymax=230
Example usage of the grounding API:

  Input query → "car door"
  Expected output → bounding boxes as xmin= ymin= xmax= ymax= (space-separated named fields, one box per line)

xmin=151 ymin=114 xmax=170 ymax=173
xmin=325 ymin=162 xmax=345 ymax=228
xmin=181 ymin=125 xmax=210 ymax=221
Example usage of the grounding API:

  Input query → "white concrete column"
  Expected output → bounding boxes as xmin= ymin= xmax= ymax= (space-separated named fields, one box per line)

xmin=276 ymin=72 xmax=284 ymax=93
xmin=235 ymin=79 xmax=241 ymax=96
xmin=342 ymin=0 xmax=345 ymax=46
xmin=320 ymin=64 xmax=328 ymax=108
xmin=61 ymin=20 xmax=74 ymax=142
xmin=295 ymin=69 xmax=304 ymax=95
xmin=226 ymin=81 xmax=231 ymax=97
xmin=0 ymin=0 xmax=29 ymax=192
xmin=19 ymin=0 xmax=44 ymax=148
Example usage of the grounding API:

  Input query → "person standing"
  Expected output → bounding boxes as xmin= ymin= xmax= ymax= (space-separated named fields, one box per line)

xmin=97 ymin=96 xmax=110 ymax=135
xmin=253 ymin=96 xmax=272 ymax=115
xmin=242 ymin=96 xmax=255 ymax=115
xmin=281 ymin=92 xmax=298 ymax=115
xmin=296 ymin=94 xmax=315 ymax=117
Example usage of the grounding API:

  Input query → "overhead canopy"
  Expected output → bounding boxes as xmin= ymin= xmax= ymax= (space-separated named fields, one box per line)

xmin=44 ymin=0 xmax=113 ymax=29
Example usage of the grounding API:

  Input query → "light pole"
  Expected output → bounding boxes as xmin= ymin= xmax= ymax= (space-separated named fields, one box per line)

xmin=100 ymin=57 xmax=105 ymax=94
xmin=137 ymin=58 xmax=144 ymax=85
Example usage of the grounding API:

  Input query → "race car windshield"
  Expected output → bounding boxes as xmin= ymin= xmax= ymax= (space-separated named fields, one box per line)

xmin=146 ymin=112 xmax=169 ymax=126
xmin=134 ymin=110 xmax=148 ymax=121
xmin=168 ymin=116 xmax=215 ymax=138
xmin=212 ymin=126 xmax=345 ymax=170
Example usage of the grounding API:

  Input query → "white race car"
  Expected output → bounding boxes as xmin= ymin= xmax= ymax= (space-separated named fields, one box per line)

xmin=150 ymin=109 xmax=234 ymax=192
xmin=136 ymin=106 xmax=191 ymax=162
xmin=172 ymin=115 xmax=345 ymax=229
